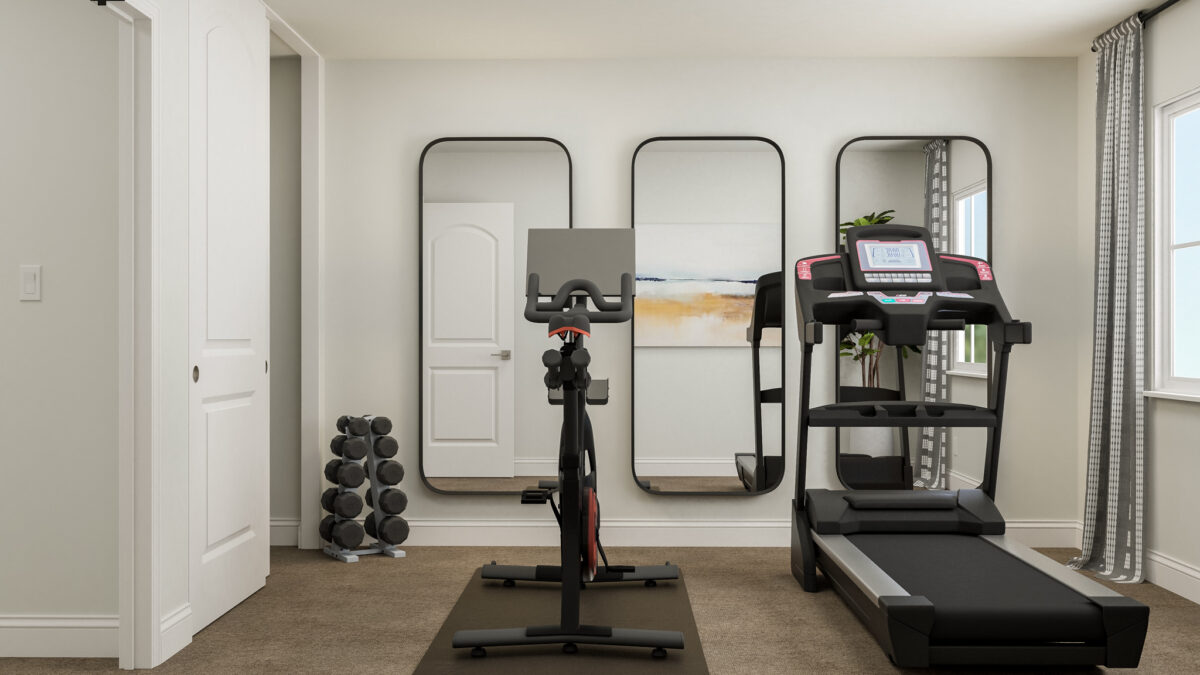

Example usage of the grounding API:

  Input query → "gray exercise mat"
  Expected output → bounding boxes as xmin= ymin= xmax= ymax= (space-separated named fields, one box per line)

xmin=415 ymin=567 xmax=708 ymax=674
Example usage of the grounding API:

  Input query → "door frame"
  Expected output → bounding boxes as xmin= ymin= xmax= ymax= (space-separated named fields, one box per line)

xmin=264 ymin=7 xmax=328 ymax=551
xmin=112 ymin=0 xmax=161 ymax=668
xmin=115 ymin=3 xmax=328 ymax=668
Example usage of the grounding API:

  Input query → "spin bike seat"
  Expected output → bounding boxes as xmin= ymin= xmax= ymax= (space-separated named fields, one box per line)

xmin=548 ymin=314 xmax=591 ymax=338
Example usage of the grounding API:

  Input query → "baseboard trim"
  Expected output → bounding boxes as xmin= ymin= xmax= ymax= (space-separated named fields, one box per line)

xmin=159 ymin=603 xmax=192 ymax=663
xmin=270 ymin=517 xmax=301 ymax=546
xmin=1146 ymin=549 xmax=1200 ymax=605
xmin=634 ymin=458 xmax=738 ymax=477
xmin=513 ymin=458 xmax=556 ymax=475
xmin=0 ymin=615 xmax=118 ymax=658
xmin=1004 ymin=520 xmax=1084 ymax=549
xmin=405 ymin=518 xmax=792 ymax=547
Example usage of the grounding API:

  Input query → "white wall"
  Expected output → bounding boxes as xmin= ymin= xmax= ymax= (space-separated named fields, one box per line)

xmin=633 ymin=149 xmax=782 ymax=477
xmin=323 ymin=56 xmax=1082 ymax=543
xmin=271 ymin=57 xmax=303 ymax=539
xmin=1073 ymin=0 xmax=1200 ymax=599
xmin=421 ymin=148 xmax=569 ymax=477
xmin=0 ymin=0 xmax=119 ymax=626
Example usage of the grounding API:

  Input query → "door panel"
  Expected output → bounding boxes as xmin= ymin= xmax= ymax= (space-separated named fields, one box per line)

xmin=189 ymin=0 xmax=270 ymax=633
xmin=423 ymin=203 xmax=515 ymax=478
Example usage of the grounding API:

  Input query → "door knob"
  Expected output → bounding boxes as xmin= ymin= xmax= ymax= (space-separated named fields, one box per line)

xmin=492 ymin=349 xmax=512 ymax=360
xmin=192 ymin=366 xmax=199 ymax=383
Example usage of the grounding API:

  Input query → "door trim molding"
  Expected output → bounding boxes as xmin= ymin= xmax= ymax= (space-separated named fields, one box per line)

xmin=265 ymin=5 xmax=327 ymax=551
xmin=111 ymin=0 xmax=162 ymax=668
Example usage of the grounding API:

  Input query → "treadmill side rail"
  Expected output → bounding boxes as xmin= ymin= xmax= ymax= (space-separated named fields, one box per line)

xmin=810 ymin=531 xmax=908 ymax=602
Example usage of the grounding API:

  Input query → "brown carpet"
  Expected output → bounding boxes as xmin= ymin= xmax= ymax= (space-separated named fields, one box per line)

xmin=415 ymin=568 xmax=706 ymax=672
xmin=2 ymin=547 xmax=1198 ymax=674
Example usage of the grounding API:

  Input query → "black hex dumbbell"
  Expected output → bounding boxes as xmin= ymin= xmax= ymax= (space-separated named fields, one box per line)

xmin=374 ymin=435 xmax=398 ymax=458
xmin=370 ymin=416 xmax=393 ymax=435
xmin=375 ymin=460 xmax=404 ymax=486
xmin=366 ymin=488 xmax=407 ymax=515
xmin=321 ymin=487 xmax=363 ymax=518
xmin=341 ymin=437 xmax=368 ymax=460
xmin=365 ymin=512 xmax=409 ymax=546
xmin=331 ymin=520 xmax=364 ymax=549
xmin=324 ymin=459 xmax=366 ymax=488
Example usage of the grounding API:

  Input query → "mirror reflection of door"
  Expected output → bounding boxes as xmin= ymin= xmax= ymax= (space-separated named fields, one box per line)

xmin=631 ymin=138 xmax=785 ymax=495
xmin=419 ymin=139 xmax=571 ymax=494
xmin=835 ymin=137 xmax=991 ymax=492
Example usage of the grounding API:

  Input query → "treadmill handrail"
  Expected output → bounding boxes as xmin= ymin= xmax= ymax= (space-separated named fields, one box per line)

xmin=811 ymin=531 xmax=909 ymax=604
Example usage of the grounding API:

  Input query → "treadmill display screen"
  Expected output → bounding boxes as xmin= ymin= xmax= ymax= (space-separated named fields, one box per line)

xmin=857 ymin=240 xmax=932 ymax=272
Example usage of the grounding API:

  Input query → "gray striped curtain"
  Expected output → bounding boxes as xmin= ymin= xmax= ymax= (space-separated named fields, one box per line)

xmin=916 ymin=139 xmax=951 ymax=489
xmin=1070 ymin=15 xmax=1145 ymax=583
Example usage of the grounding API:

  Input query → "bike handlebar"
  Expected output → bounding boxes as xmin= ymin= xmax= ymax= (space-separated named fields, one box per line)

xmin=524 ymin=273 xmax=634 ymax=323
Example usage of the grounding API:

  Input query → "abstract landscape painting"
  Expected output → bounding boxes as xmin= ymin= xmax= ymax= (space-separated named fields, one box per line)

xmin=635 ymin=223 xmax=780 ymax=347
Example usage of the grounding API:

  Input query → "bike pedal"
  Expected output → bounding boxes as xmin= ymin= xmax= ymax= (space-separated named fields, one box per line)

xmin=521 ymin=488 xmax=552 ymax=504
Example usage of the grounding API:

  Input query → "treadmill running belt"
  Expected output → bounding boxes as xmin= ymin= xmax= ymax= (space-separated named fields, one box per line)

xmin=846 ymin=534 xmax=1105 ymax=643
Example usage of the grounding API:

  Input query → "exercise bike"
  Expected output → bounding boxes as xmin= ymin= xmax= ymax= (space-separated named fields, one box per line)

xmin=452 ymin=229 xmax=686 ymax=659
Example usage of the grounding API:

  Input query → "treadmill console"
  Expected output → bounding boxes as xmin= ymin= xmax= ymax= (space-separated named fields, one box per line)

xmin=793 ymin=224 xmax=1031 ymax=347
xmin=846 ymin=225 xmax=943 ymax=291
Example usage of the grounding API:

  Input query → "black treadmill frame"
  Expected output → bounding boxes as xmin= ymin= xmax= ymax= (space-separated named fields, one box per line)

xmin=789 ymin=229 xmax=1147 ymax=668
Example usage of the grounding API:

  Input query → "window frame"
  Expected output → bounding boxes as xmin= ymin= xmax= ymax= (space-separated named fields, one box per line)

xmin=950 ymin=180 xmax=989 ymax=376
xmin=1152 ymin=89 xmax=1200 ymax=400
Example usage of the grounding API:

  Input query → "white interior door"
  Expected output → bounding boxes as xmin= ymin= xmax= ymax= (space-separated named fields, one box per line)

xmin=423 ymin=203 xmax=516 ymax=477
xmin=188 ymin=0 xmax=270 ymax=632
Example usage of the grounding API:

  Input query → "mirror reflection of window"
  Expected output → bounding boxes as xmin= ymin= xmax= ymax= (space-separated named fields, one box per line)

xmin=953 ymin=184 xmax=988 ymax=371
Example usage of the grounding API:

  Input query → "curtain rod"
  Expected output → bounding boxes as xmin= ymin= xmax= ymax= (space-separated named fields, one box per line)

xmin=1092 ymin=0 xmax=1187 ymax=51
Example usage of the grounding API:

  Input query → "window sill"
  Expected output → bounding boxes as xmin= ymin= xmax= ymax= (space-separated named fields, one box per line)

xmin=1144 ymin=390 xmax=1200 ymax=404
xmin=948 ymin=369 xmax=988 ymax=380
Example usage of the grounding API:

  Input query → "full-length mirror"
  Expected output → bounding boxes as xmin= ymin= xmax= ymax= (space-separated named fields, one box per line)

xmin=834 ymin=136 xmax=991 ymax=491
xmin=632 ymin=137 xmax=785 ymax=494
xmin=419 ymin=138 xmax=571 ymax=494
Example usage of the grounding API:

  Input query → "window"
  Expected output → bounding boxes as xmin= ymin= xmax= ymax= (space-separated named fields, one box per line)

xmin=951 ymin=182 xmax=988 ymax=373
xmin=1154 ymin=90 xmax=1200 ymax=398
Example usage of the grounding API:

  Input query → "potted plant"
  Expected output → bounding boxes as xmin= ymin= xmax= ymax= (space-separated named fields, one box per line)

xmin=838 ymin=209 xmax=895 ymax=247
xmin=837 ymin=209 xmax=918 ymax=456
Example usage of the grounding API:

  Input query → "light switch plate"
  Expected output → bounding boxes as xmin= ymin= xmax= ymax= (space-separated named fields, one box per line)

xmin=19 ymin=265 xmax=41 ymax=301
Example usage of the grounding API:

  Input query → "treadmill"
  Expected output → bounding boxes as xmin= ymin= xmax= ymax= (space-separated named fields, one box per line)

xmin=791 ymin=224 xmax=1148 ymax=668
xmin=735 ymin=271 xmax=785 ymax=491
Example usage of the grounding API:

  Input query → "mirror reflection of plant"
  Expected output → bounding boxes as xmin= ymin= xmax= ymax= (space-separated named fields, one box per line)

xmin=840 ymin=331 xmax=921 ymax=388
xmin=838 ymin=209 xmax=895 ymax=246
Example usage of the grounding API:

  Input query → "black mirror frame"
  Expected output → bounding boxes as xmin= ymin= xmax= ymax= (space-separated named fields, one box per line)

xmin=630 ymin=135 xmax=787 ymax=497
xmin=417 ymin=136 xmax=573 ymax=496
xmin=832 ymin=135 xmax=993 ymax=490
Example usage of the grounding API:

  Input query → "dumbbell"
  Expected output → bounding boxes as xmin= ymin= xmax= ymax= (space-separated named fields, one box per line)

xmin=331 ymin=519 xmax=364 ymax=549
xmin=336 ymin=415 xmax=350 ymax=433
xmin=365 ymin=488 xmax=408 ymax=515
xmin=370 ymin=416 xmax=393 ymax=435
xmin=364 ymin=512 xmax=409 ymax=546
xmin=345 ymin=416 xmax=370 ymax=436
xmin=324 ymin=459 xmax=366 ymax=488
xmin=320 ymin=487 xmax=363 ymax=518
xmin=341 ymin=437 xmax=368 ymax=460
xmin=330 ymin=434 xmax=347 ymax=456
xmin=319 ymin=514 xmax=336 ymax=542
xmin=375 ymin=460 xmax=404 ymax=485
xmin=374 ymin=435 xmax=398 ymax=458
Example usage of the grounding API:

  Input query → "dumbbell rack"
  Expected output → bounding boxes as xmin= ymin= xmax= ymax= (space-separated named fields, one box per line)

xmin=321 ymin=414 xmax=408 ymax=563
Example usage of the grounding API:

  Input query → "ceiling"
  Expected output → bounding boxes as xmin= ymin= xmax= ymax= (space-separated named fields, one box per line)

xmin=265 ymin=0 xmax=1151 ymax=60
